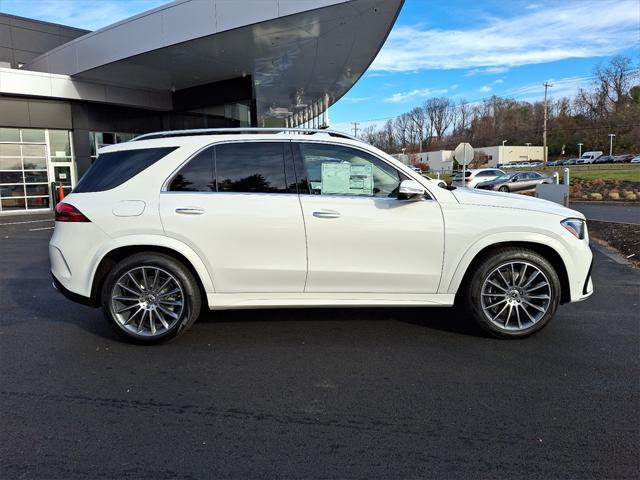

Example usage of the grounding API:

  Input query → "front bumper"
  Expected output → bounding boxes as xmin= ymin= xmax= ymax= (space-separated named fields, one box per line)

xmin=583 ymin=258 xmax=594 ymax=296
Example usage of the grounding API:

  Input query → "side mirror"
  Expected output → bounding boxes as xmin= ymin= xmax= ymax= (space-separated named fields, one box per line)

xmin=398 ymin=179 xmax=426 ymax=200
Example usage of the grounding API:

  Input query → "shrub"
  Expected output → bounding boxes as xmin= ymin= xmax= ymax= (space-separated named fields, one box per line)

xmin=625 ymin=193 xmax=637 ymax=201
xmin=608 ymin=192 xmax=620 ymax=200
xmin=589 ymin=192 xmax=603 ymax=200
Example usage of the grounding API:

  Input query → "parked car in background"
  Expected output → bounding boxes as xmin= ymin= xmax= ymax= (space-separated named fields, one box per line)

xmin=564 ymin=158 xmax=578 ymax=165
xmin=630 ymin=155 xmax=640 ymax=164
xmin=50 ymin=128 xmax=593 ymax=342
xmin=613 ymin=154 xmax=634 ymax=163
xmin=594 ymin=155 xmax=614 ymax=164
xmin=409 ymin=166 xmax=422 ymax=173
xmin=452 ymin=168 xmax=505 ymax=188
xmin=425 ymin=176 xmax=447 ymax=188
xmin=577 ymin=151 xmax=603 ymax=164
xmin=476 ymin=171 xmax=553 ymax=193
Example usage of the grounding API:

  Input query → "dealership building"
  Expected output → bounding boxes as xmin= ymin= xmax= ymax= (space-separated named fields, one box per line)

xmin=0 ymin=0 xmax=402 ymax=214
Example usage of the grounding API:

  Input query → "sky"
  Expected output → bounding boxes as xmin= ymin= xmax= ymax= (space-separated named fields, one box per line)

xmin=1 ymin=0 xmax=638 ymax=135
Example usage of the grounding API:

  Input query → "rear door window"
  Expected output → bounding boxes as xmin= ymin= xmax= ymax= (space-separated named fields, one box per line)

xmin=74 ymin=147 xmax=177 ymax=193
xmin=214 ymin=142 xmax=290 ymax=194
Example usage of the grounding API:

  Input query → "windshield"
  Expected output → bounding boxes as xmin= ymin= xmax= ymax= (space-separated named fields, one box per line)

xmin=495 ymin=174 xmax=513 ymax=181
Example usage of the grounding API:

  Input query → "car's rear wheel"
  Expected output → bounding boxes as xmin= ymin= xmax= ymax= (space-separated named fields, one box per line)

xmin=101 ymin=253 xmax=201 ymax=344
xmin=464 ymin=248 xmax=560 ymax=338
xmin=499 ymin=185 xmax=509 ymax=192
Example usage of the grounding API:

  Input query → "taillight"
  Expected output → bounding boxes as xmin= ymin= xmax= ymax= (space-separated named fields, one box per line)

xmin=465 ymin=177 xmax=473 ymax=182
xmin=55 ymin=203 xmax=91 ymax=222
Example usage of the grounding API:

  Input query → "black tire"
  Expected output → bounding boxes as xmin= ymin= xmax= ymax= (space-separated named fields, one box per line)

xmin=499 ymin=185 xmax=509 ymax=192
xmin=463 ymin=248 xmax=561 ymax=338
xmin=101 ymin=253 xmax=202 ymax=344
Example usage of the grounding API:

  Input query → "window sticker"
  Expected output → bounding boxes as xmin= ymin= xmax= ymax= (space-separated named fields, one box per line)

xmin=321 ymin=162 xmax=373 ymax=195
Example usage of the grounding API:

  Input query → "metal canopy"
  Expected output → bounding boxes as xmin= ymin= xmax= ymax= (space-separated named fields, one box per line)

xmin=26 ymin=0 xmax=403 ymax=121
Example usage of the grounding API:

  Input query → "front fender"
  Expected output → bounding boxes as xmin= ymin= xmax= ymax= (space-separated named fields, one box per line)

xmin=442 ymin=230 xmax=571 ymax=295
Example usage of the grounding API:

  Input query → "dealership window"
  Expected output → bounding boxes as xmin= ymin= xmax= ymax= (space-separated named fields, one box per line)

xmin=89 ymin=131 xmax=136 ymax=158
xmin=0 ymin=128 xmax=77 ymax=213
xmin=49 ymin=130 xmax=72 ymax=159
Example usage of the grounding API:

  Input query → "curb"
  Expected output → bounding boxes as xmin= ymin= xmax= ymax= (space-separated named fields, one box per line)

xmin=570 ymin=201 xmax=639 ymax=206
xmin=590 ymin=242 xmax=635 ymax=267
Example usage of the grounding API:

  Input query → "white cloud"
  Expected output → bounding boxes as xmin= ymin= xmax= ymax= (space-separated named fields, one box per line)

xmin=525 ymin=3 xmax=542 ymax=9
xmin=384 ymin=87 xmax=449 ymax=103
xmin=371 ymin=0 xmax=639 ymax=72
xmin=479 ymin=85 xmax=492 ymax=92
xmin=342 ymin=96 xmax=373 ymax=103
xmin=506 ymin=75 xmax=593 ymax=101
xmin=465 ymin=66 xmax=510 ymax=76
xmin=493 ymin=78 xmax=504 ymax=84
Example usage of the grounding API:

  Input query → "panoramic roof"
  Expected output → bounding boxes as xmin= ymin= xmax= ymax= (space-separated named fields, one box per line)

xmin=26 ymin=0 xmax=403 ymax=121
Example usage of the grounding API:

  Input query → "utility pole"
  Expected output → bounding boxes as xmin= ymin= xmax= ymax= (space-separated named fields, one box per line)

xmin=543 ymin=81 xmax=552 ymax=165
xmin=351 ymin=121 xmax=360 ymax=137
xmin=608 ymin=134 xmax=615 ymax=156
xmin=577 ymin=142 xmax=583 ymax=159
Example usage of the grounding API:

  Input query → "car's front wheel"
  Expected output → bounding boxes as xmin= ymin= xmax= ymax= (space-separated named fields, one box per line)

xmin=499 ymin=185 xmax=509 ymax=192
xmin=101 ymin=253 xmax=202 ymax=344
xmin=464 ymin=248 xmax=561 ymax=338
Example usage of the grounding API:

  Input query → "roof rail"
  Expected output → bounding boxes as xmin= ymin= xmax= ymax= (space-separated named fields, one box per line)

xmin=130 ymin=127 xmax=359 ymax=142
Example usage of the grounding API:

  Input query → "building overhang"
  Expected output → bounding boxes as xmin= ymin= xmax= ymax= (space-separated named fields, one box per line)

xmin=25 ymin=0 xmax=403 ymax=122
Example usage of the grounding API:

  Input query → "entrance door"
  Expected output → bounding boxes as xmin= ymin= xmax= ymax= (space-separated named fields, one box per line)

xmin=294 ymin=142 xmax=445 ymax=294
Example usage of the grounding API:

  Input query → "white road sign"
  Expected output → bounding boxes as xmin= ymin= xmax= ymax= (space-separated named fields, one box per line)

xmin=454 ymin=142 xmax=474 ymax=166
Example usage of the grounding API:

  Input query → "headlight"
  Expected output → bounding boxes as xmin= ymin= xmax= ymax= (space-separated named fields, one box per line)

xmin=561 ymin=218 xmax=586 ymax=239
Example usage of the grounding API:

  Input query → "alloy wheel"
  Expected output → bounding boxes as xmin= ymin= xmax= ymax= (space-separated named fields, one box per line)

xmin=110 ymin=266 xmax=185 ymax=337
xmin=480 ymin=261 xmax=552 ymax=331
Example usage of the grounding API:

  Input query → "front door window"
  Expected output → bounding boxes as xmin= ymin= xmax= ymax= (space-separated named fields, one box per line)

xmin=297 ymin=143 xmax=402 ymax=198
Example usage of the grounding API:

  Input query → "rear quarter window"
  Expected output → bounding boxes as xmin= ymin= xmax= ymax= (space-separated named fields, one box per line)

xmin=74 ymin=147 xmax=178 ymax=193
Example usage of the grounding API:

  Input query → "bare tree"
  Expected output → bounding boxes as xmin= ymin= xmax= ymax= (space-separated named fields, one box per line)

xmin=594 ymin=55 xmax=637 ymax=112
xmin=425 ymin=97 xmax=455 ymax=140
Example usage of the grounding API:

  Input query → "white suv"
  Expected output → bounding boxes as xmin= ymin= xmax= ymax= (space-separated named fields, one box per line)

xmin=50 ymin=128 xmax=593 ymax=343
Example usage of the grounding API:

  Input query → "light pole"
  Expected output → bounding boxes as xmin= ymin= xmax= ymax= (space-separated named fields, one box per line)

xmin=525 ymin=142 xmax=531 ymax=161
xmin=543 ymin=81 xmax=552 ymax=164
xmin=577 ymin=142 xmax=583 ymax=159
xmin=608 ymin=134 xmax=615 ymax=156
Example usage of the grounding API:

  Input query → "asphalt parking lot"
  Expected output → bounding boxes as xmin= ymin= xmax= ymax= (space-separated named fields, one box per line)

xmin=1 ymin=216 xmax=638 ymax=479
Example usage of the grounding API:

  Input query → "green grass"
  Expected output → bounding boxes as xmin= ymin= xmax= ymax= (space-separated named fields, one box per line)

xmin=539 ymin=165 xmax=640 ymax=182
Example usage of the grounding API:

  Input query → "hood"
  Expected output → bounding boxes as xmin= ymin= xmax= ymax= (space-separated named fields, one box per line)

xmin=451 ymin=187 xmax=584 ymax=219
xmin=476 ymin=179 xmax=501 ymax=187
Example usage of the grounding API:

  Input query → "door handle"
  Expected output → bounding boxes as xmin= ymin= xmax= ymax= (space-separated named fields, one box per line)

xmin=313 ymin=210 xmax=340 ymax=219
xmin=175 ymin=207 xmax=205 ymax=215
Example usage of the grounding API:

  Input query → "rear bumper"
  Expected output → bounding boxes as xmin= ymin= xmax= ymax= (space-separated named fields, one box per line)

xmin=51 ymin=272 xmax=98 ymax=307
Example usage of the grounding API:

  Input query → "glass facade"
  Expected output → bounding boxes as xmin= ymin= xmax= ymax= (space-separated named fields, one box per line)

xmin=89 ymin=131 xmax=136 ymax=159
xmin=0 ymin=128 xmax=76 ymax=213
